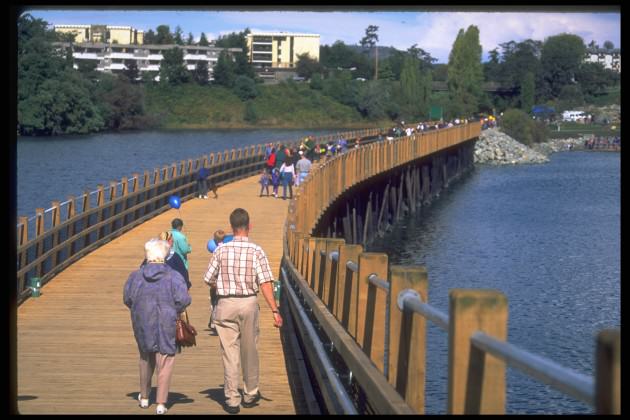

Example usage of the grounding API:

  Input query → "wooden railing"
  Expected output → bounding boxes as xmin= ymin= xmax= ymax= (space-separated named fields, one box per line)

xmin=281 ymin=121 xmax=620 ymax=414
xmin=16 ymin=126 xmax=387 ymax=305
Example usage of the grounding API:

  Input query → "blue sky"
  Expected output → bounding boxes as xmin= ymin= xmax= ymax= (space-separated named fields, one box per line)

xmin=25 ymin=8 xmax=620 ymax=63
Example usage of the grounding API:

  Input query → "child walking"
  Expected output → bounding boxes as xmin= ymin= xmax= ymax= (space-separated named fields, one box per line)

xmin=271 ymin=168 xmax=281 ymax=198
xmin=259 ymin=169 xmax=271 ymax=197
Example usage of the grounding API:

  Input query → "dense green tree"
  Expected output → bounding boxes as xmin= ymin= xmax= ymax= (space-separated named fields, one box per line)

xmin=519 ymin=72 xmax=535 ymax=112
xmin=603 ymin=40 xmax=614 ymax=51
xmin=540 ymin=33 xmax=586 ymax=99
xmin=447 ymin=25 xmax=484 ymax=117
xmin=155 ymin=25 xmax=173 ymax=44
xmin=191 ymin=60 xmax=209 ymax=85
xmin=233 ymin=76 xmax=258 ymax=101
xmin=483 ymin=48 xmax=501 ymax=82
xmin=122 ymin=60 xmax=140 ymax=82
xmin=432 ymin=63 xmax=448 ymax=82
xmin=377 ymin=61 xmax=395 ymax=81
xmin=557 ymin=84 xmax=584 ymax=110
xmin=320 ymin=41 xmax=356 ymax=69
xmin=212 ymin=50 xmax=237 ymax=87
xmin=355 ymin=81 xmax=388 ymax=119
xmin=501 ymin=108 xmax=533 ymax=145
xmin=587 ymin=40 xmax=599 ymax=50
xmin=500 ymin=39 xmax=542 ymax=88
xmin=199 ymin=32 xmax=209 ymax=46
xmin=400 ymin=55 xmax=431 ymax=118
xmin=95 ymin=74 xmax=147 ymax=130
xmin=296 ymin=53 xmax=324 ymax=79
xmin=159 ymin=47 xmax=190 ymax=84
xmin=215 ymin=29 xmax=254 ymax=79
xmin=187 ymin=32 xmax=194 ymax=45
xmin=144 ymin=29 xmax=156 ymax=44
xmin=18 ymin=14 xmax=105 ymax=135
xmin=174 ymin=25 xmax=184 ymax=45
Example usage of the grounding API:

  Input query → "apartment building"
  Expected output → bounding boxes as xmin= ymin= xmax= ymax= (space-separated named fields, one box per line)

xmin=54 ymin=42 xmax=242 ymax=81
xmin=585 ymin=48 xmax=621 ymax=73
xmin=246 ymin=31 xmax=320 ymax=70
xmin=55 ymin=24 xmax=144 ymax=45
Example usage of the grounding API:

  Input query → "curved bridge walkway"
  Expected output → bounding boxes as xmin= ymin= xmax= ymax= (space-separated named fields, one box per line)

xmin=17 ymin=174 xmax=295 ymax=414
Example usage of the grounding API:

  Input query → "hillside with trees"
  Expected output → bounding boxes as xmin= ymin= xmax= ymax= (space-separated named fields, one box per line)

xmin=17 ymin=16 xmax=619 ymax=137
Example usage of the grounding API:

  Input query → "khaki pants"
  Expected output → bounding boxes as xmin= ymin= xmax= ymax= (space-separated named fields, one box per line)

xmin=214 ymin=296 xmax=260 ymax=407
xmin=139 ymin=351 xmax=175 ymax=404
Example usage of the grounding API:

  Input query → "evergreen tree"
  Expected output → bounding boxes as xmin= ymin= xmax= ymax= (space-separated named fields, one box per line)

xmin=144 ymin=29 xmax=156 ymax=44
xmin=174 ymin=26 xmax=184 ymax=45
xmin=192 ymin=60 xmax=209 ymax=85
xmin=122 ymin=60 xmax=140 ymax=82
xmin=234 ymin=76 xmax=258 ymax=101
xmin=360 ymin=25 xmax=379 ymax=79
xmin=519 ymin=72 xmax=535 ymax=112
xmin=159 ymin=47 xmax=190 ymax=85
xmin=199 ymin=32 xmax=209 ymax=46
xmin=447 ymin=25 xmax=484 ymax=117
xmin=212 ymin=50 xmax=237 ymax=87
xmin=187 ymin=32 xmax=194 ymax=45
xmin=296 ymin=53 xmax=324 ymax=79
xmin=400 ymin=55 xmax=431 ymax=118
xmin=155 ymin=25 xmax=173 ymax=44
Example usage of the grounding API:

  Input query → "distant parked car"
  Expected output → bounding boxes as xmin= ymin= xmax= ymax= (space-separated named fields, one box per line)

xmin=292 ymin=76 xmax=306 ymax=82
xmin=355 ymin=77 xmax=367 ymax=82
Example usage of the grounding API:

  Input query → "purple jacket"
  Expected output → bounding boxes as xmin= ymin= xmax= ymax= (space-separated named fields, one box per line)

xmin=124 ymin=263 xmax=191 ymax=355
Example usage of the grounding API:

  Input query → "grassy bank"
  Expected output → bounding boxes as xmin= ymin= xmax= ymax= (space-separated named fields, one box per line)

xmin=547 ymin=122 xmax=620 ymax=139
xmin=144 ymin=82 xmax=391 ymax=130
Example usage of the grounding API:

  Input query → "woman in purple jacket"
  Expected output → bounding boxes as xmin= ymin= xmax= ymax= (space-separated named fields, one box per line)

xmin=124 ymin=238 xmax=191 ymax=415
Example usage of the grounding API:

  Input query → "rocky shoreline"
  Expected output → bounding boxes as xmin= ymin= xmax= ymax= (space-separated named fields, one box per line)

xmin=474 ymin=128 xmax=592 ymax=165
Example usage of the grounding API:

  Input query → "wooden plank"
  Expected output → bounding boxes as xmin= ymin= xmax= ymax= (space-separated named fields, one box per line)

xmin=17 ymin=175 xmax=296 ymax=415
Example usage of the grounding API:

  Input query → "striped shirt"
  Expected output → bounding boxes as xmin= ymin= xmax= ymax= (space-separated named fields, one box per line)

xmin=203 ymin=236 xmax=274 ymax=296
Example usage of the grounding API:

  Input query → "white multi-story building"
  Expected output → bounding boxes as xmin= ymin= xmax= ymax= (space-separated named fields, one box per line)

xmin=584 ymin=48 xmax=621 ymax=73
xmin=54 ymin=42 xmax=242 ymax=81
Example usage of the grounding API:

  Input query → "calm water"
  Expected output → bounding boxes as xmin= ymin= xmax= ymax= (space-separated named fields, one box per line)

xmin=369 ymin=151 xmax=620 ymax=414
xmin=16 ymin=128 xmax=339 ymax=221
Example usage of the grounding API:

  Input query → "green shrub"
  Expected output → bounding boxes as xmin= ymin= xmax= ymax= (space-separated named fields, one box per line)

xmin=502 ymin=108 xmax=533 ymax=145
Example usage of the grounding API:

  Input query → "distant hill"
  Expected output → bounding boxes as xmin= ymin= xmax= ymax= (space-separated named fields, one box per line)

xmin=346 ymin=44 xmax=403 ymax=60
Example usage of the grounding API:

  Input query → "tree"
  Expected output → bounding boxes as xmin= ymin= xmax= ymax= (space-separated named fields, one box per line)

xmin=159 ymin=47 xmax=190 ymax=84
xmin=155 ymin=25 xmax=173 ymax=44
xmin=501 ymin=108 xmax=533 ymax=145
xmin=199 ymin=32 xmax=209 ymax=46
xmin=144 ymin=29 xmax=156 ymax=44
xmin=310 ymin=73 xmax=324 ymax=90
xmin=603 ymin=40 xmax=614 ymax=51
xmin=215 ymin=29 xmax=254 ymax=79
xmin=186 ymin=32 xmax=194 ymax=45
xmin=447 ymin=25 xmax=484 ymax=117
xmin=356 ymin=81 xmax=388 ymax=119
xmin=360 ymin=25 xmax=379 ymax=80
xmin=519 ymin=72 xmax=535 ymax=112
xmin=191 ymin=60 xmax=209 ymax=85
xmin=400 ymin=55 xmax=431 ymax=118
xmin=576 ymin=62 xmax=612 ymax=97
xmin=587 ymin=40 xmax=599 ymax=50
xmin=212 ymin=50 xmax=237 ymax=87
xmin=173 ymin=25 xmax=184 ymax=45
xmin=540 ymin=33 xmax=586 ymax=99
xmin=122 ymin=60 xmax=140 ymax=82
xmin=95 ymin=74 xmax=147 ymax=130
xmin=296 ymin=53 xmax=324 ymax=79
xmin=243 ymin=101 xmax=258 ymax=123
xmin=234 ymin=76 xmax=258 ymax=101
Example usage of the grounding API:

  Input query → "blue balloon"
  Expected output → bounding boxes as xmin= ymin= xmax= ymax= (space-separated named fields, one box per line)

xmin=168 ymin=195 xmax=181 ymax=209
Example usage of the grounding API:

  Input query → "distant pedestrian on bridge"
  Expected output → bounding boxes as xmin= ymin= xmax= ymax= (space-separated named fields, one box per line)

xmin=203 ymin=208 xmax=283 ymax=414
xmin=124 ymin=238 xmax=192 ymax=415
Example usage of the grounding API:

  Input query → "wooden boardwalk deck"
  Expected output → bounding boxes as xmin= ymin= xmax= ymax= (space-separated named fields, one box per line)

xmin=17 ymin=174 xmax=297 ymax=414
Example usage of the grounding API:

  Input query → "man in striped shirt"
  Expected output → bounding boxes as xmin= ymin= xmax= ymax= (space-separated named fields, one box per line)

xmin=203 ymin=208 xmax=283 ymax=414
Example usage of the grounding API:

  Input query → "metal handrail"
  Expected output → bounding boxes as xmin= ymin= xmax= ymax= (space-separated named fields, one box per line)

xmin=397 ymin=289 xmax=450 ymax=331
xmin=470 ymin=332 xmax=594 ymax=406
xmin=346 ymin=261 xmax=358 ymax=273
xmin=367 ymin=273 xmax=390 ymax=291
xmin=397 ymin=288 xmax=595 ymax=407
xmin=281 ymin=266 xmax=358 ymax=414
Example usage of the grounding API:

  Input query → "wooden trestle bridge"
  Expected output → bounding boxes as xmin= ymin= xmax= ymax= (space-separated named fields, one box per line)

xmin=14 ymin=122 xmax=619 ymax=414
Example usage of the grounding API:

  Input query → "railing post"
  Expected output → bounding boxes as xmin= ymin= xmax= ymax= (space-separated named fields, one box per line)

xmin=323 ymin=238 xmax=345 ymax=310
xmin=335 ymin=243 xmax=363 ymax=330
xmin=35 ymin=207 xmax=44 ymax=277
xmin=595 ymin=329 xmax=620 ymax=414
xmin=448 ymin=289 xmax=508 ymax=414
xmin=50 ymin=201 xmax=61 ymax=266
xmin=299 ymin=234 xmax=310 ymax=278
xmin=357 ymin=252 xmax=389 ymax=373
xmin=18 ymin=216 xmax=28 ymax=247
xmin=305 ymin=237 xmax=318 ymax=286
xmin=311 ymin=238 xmax=327 ymax=296
xmin=388 ymin=266 xmax=428 ymax=413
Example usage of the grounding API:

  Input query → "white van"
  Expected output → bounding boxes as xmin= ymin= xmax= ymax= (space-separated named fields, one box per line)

xmin=562 ymin=110 xmax=586 ymax=122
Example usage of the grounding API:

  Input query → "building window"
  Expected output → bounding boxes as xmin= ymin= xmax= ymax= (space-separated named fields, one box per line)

xmin=253 ymin=36 xmax=272 ymax=42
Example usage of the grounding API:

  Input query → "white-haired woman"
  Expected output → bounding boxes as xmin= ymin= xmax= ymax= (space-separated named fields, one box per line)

xmin=124 ymin=238 xmax=191 ymax=415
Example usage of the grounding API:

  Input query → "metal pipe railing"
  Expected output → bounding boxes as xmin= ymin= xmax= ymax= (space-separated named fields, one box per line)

xmin=397 ymin=289 xmax=450 ymax=331
xmin=470 ymin=332 xmax=595 ymax=406
xmin=367 ymin=273 xmax=390 ymax=291
xmin=281 ymin=266 xmax=358 ymax=414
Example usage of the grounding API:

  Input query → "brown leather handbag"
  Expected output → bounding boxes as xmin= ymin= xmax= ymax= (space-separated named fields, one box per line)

xmin=176 ymin=310 xmax=197 ymax=347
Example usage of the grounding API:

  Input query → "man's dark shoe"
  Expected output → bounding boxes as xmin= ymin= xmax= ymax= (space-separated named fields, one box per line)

xmin=241 ymin=391 xmax=261 ymax=408
xmin=223 ymin=403 xmax=240 ymax=414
